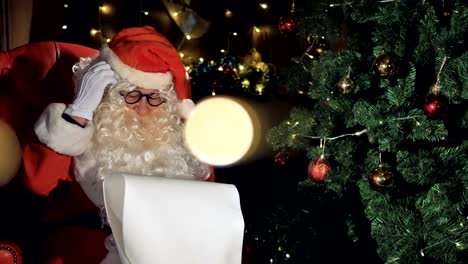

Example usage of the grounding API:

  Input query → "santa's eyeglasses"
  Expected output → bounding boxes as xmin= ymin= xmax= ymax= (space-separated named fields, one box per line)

xmin=119 ymin=90 xmax=166 ymax=107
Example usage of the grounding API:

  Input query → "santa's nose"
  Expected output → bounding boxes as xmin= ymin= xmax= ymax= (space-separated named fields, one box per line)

xmin=133 ymin=100 xmax=152 ymax=116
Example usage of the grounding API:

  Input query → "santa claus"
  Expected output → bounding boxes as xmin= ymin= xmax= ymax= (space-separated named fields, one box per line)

xmin=29 ymin=26 xmax=215 ymax=263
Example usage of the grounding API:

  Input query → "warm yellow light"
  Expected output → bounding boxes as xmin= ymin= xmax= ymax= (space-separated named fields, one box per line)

xmin=241 ymin=79 xmax=250 ymax=88
xmin=64 ymin=4 xmax=68 ymax=8
xmin=144 ymin=11 xmax=149 ymax=16
xmin=179 ymin=52 xmax=185 ymax=58
xmin=217 ymin=66 xmax=223 ymax=71
xmin=173 ymin=12 xmax=179 ymax=17
xmin=184 ymin=97 xmax=256 ymax=166
xmin=220 ymin=49 xmax=226 ymax=53
xmin=305 ymin=53 xmax=314 ymax=59
xmin=211 ymin=90 xmax=216 ymax=96
xmin=62 ymin=25 xmax=68 ymax=29
xmin=232 ymin=32 xmax=238 ymax=36
xmin=99 ymin=5 xmax=111 ymax=15
xmin=253 ymin=26 xmax=261 ymax=33
xmin=256 ymin=83 xmax=265 ymax=95
xmin=185 ymin=34 xmax=191 ymax=40
xmin=238 ymin=65 xmax=245 ymax=71
xmin=106 ymin=38 xmax=111 ymax=43
xmin=225 ymin=9 xmax=232 ymax=18
xmin=260 ymin=3 xmax=268 ymax=9
xmin=90 ymin=28 xmax=100 ymax=36
xmin=199 ymin=57 xmax=204 ymax=62
xmin=0 ymin=121 xmax=22 ymax=186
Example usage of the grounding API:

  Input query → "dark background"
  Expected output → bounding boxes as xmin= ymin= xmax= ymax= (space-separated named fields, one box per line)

xmin=28 ymin=0 xmax=308 ymax=68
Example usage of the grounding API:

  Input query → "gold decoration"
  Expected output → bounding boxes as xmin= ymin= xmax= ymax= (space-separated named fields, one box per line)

xmin=375 ymin=53 xmax=398 ymax=78
xmin=369 ymin=163 xmax=394 ymax=192
xmin=337 ymin=75 xmax=355 ymax=94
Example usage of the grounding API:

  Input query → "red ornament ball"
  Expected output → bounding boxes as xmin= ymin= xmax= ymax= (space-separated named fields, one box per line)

xmin=278 ymin=15 xmax=297 ymax=35
xmin=423 ymin=93 xmax=449 ymax=119
xmin=308 ymin=157 xmax=331 ymax=183
xmin=274 ymin=151 xmax=289 ymax=166
xmin=0 ymin=240 xmax=22 ymax=264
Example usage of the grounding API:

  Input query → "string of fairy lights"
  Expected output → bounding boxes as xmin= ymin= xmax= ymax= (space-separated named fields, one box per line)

xmin=60 ymin=1 xmax=281 ymax=63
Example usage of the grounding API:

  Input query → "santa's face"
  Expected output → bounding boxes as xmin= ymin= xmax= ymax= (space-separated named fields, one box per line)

xmin=120 ymin=87 xmax=165 ymax=116
xmin=87 ymin=82 xmax=210 ymax=183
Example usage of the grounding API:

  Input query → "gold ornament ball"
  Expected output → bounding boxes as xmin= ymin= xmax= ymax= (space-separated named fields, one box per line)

xmin=369 ymin=164 xmax=394 ymax=192
xmin=0 ymin=120 xmax=22 ymax=186
xmin=337 ymin=76 xmax=355 ymax=94
xmin=375 ymin=54 xmax=398 ymax=78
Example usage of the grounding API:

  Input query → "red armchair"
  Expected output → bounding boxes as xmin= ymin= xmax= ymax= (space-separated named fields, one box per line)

xmin=0 ymin=40 xmax=100 ymax=211
xmin=0 ymin=41 xmax=109 ymax=264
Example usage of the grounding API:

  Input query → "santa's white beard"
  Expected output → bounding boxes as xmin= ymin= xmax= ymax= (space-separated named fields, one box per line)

xmin=87 ymin=100 xmax=210 ymax=183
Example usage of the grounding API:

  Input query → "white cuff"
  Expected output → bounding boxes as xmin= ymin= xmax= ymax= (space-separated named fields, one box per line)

xmin=64 ymin=106 xmax=93 ymax=121
xmin=34 ymin=103 xmax=94 ymax=156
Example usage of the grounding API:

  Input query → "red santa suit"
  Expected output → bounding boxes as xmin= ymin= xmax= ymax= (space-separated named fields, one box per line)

xmin=24 ymin=26 xmax=215 ymax=264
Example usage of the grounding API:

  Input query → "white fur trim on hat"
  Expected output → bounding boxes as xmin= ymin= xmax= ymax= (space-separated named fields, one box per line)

xmin=100 ymin=44 xmax=173 ymax=90
xmin=176 ymin=99 xmax=195 ymax=120
xmin=34 ymin=103 xmax=94 ymax=156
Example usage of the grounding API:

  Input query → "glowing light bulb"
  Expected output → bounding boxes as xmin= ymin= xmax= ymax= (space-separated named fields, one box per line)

xmin=90 ymin=28 xmax=100 ymax=36
xmin=185 ymin=97 xmax=258 ymax=166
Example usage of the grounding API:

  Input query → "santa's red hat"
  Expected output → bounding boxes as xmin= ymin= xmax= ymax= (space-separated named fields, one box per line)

xmin=100 ymin=26 xmax=190 ymax=100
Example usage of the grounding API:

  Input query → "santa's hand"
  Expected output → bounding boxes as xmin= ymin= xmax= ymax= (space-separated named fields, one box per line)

xmin=65 ymin=61 xmax=117 ymax=121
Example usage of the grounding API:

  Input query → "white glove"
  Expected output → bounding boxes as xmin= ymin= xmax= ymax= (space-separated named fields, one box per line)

xmin=65 ymin=61 xmax=117 ymax=121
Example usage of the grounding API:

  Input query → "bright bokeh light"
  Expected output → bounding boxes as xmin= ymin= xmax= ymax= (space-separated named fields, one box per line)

xmin=90 ymin=28 xmax=99 ymax=36
xmin=99 ymin=4 xmax=112 ymax=15
xmin=184 ymin=97 xmax=257 ymax=166
xmin=0 ymin=121 xmax=21 ymax=186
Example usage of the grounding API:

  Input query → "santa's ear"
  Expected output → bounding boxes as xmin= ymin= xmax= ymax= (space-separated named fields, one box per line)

xmin=176 ymin=99 xmax=195 ymax=120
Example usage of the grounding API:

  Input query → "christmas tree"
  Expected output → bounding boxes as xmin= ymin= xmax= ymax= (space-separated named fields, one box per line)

xmin=260 ymin=0 xmax=468 ymax=263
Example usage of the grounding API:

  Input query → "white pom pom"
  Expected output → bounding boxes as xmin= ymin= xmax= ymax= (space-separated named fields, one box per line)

xmin=176 ymin=99 xmax=195 ymax=120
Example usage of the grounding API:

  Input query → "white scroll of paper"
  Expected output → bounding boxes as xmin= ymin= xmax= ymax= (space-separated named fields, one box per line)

xmin=103 ymin=173 xmax=245 ymax=264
